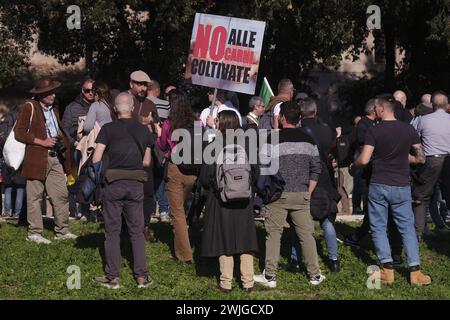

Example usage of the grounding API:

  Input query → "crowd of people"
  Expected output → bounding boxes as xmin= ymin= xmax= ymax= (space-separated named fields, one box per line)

xmin=0 ymin=72 xmax=448 ymax=291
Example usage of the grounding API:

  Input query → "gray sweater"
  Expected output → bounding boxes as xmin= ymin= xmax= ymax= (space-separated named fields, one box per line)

xmin=83 ymin=100 xmax=113 ymax=134
xmin=277 ymin=128 xmax=321 ymax=192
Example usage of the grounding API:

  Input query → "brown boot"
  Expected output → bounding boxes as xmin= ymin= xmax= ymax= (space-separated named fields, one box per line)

xmin=144 ymin=226 xmax=157 ymax=243
xmin=380 ymin=267 xmax=394 ymax=285
xmin=410 ymin=270 xmax=431 ymax=286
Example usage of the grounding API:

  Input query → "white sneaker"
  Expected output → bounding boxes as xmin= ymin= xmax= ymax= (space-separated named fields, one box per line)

xmin=150 ymin=217 xmax=159 ymax=223
xmin=54 ymin=232 xmax=78 ymax=240
xmin=160 ymin=213 xmax=171 ymax=223
xmin=309 ymin=273 xmax=326 ymax=285
xmin=253 ymin=270 xmax=277 ymax=288
xmin=27 ymin=234 xmax=52 ymax=244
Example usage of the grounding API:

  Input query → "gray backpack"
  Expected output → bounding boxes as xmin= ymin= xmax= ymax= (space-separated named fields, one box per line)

xmin=216 ymin=144 xmax=252 ymax=203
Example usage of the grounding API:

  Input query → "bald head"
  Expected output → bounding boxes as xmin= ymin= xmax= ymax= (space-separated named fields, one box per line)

xmin=115 ymin=92 xmax=134 ymax=114
xmin=393 ymin=90 xmax=407 ymax=107
xmin=278 ymin=78 xmax=294 ymax=100
xmin=421 ymin=94 xmax=431 ymax=104
xmin=431 ymin=92 xmax=449 ymax=111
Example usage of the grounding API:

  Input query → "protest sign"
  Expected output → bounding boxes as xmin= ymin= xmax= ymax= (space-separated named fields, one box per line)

xmin=185 ymin=13 xmax=266 ymax=95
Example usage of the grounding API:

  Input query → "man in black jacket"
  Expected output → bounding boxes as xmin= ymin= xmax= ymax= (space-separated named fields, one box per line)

xmin=62 ymin=79 xmax=95 ymax=220
xmin=62 ymin=79 xmax=95 ymax=144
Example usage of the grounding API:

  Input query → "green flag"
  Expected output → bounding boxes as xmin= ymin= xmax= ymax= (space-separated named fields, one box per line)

xmin=259 ymin=77 xmax=274 ymax=110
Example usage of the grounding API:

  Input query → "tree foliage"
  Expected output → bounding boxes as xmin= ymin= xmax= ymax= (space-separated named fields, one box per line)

xmin=0 ymin=0 xmax=449 ymax=98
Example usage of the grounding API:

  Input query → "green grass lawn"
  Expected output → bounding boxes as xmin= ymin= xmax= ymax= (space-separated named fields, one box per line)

xmin=0 ymin=218 xmax=449 ymax=300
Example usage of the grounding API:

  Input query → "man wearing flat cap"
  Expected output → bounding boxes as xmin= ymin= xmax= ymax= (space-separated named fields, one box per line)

xmin=128 ymin=70 xmax=157 ymax=126
xmin=127 ymin=70 xmax=158 ymax=242
xmin=14 ymin=78 xmax=77 ymax=244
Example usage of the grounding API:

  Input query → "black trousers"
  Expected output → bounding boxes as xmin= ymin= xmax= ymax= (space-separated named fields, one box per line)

xmin=103 ymin=180 xmax=148 ymax=278
xmin=412 ymin=156 xmax=450 ymax=237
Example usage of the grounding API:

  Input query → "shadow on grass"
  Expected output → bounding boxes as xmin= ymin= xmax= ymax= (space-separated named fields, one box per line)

xmin=423 ymin=231 xmax=450 ymax=259
xmin=74 ymin=225 xmax=139 ymax=277
xmin=150 ymin=221 xmax=174 ymax=256
xmin=149 ymin=219 xmax=220 ymax=280
xmin=254 ymin=219 xmax=379 ymax=275
xmin=334 ymin=222 xmax=378 ymax=266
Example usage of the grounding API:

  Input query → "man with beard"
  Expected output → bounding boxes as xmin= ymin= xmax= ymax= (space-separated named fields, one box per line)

xmin=127 ymin=70 xmax=158 ymax=242
xmin=128 ymin=70 xmax=157 ymax=128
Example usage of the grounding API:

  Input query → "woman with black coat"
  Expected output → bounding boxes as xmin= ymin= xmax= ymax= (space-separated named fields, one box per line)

xmin=199 ymin=110 xmax=259 ymax=293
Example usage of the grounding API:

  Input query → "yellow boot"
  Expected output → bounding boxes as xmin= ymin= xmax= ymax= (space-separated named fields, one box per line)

xmin=380 ymin=267 xmax=394 ymax=285
xmin=410 ymin=270 xmax=431 ymax=286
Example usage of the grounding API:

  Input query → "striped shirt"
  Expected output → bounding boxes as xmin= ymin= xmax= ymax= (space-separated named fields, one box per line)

xmin=277 ymin=128 xmax=321 ymax=192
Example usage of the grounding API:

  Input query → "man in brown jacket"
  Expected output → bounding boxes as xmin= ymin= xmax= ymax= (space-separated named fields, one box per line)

xmin=15 ymin=79 xmax=76 ymax=244
xmin=126 ymin=70 xmax=158 ymax=242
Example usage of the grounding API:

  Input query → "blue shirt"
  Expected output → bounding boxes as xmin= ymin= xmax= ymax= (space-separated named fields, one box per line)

xmin=41 ymin=104 xmax=59 ymax=138
xmin=417 ymin=109 xmax=450 ymax=156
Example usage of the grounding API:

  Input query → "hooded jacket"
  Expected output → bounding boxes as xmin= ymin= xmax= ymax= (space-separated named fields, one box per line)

xmin=62 ymin=94 xmax=92 ymax=144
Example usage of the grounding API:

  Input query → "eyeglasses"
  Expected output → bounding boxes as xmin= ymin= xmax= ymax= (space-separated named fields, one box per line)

xmin=83 ymin=88 xmax=93 ymax=94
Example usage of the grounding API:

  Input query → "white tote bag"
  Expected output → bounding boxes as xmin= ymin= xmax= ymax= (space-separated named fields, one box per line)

xmin=2 ymin=102 xmax=34 ymax=170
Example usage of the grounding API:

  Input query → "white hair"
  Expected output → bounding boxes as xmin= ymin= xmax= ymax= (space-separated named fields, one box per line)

xmin=115 ymin=92 xmax=134 ymax=114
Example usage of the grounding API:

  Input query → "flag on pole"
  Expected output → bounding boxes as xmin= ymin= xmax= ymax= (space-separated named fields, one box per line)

xmin=259 ymin=77 xmax=274 ymax=110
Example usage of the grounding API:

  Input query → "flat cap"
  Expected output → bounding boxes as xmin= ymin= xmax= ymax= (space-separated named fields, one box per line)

xmin=130 ymin=70 xmax=151 ymax=83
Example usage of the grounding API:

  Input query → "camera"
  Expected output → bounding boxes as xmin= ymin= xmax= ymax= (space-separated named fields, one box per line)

xmin=53 ymin=136 xmax=67 ymax=155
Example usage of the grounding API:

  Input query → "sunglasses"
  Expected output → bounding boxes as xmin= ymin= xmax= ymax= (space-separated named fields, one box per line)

xmin=83 ymin=88 xmax=93 ymax=94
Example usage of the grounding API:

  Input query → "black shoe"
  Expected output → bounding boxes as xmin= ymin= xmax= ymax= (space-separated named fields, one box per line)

xmin=242 ymin=287 xmax=254 ymax=293
xmin=392 ymin=256 xmax=403 ymax=270
xmin=344 ymin=233 xmax=360 ymax=248
xmin=218 ymin=285 xmax=232 ymax=293
xmin=329 ymin=259 xmax=341 ymax=273
xmin=144 ymin=227 xmax=158 ymax=243
xmin=285 ymin=261 xmax=300 ymax=273
xmin=88 ymin=212 xmax=98 ymax=223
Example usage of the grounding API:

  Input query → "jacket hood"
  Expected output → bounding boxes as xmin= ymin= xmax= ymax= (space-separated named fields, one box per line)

xmin=75 ymin=94 xmax=92 ymax=109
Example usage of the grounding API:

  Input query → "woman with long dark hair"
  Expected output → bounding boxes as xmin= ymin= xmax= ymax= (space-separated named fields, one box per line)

xmin=199 ymin=110 xmax=259 ymax=293
xmin=83 ymin=81 xmax=116 ymax=133
xmin=155 ymin=89 xmax=197 ymax=263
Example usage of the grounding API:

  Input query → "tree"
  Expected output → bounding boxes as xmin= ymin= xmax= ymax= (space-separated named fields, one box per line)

xmin=0 ymin=1 xmax=39 ymax=88
xmin=1 ymin=0 xmax=448 ymax=104
xmin=374 ymin=0 xmax=450 ymax=97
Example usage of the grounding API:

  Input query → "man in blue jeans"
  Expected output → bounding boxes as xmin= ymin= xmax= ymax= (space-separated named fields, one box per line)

xmin=351 ymin=94 xmax=431 ymax=286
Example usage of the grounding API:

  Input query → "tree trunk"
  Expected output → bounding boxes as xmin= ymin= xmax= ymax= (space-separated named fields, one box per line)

xmin=85 ymin=43 xmax=93 ymax=77
xmin=384 ymin=26 xmax=395 ymax=92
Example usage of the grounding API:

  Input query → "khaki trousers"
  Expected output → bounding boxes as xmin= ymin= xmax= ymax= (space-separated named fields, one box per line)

xmin=219 ymin=254 xmax=254 ymax=290
xmin=264 ymin=192 xmax=320 ymax=277
xmin=165 ymin=162 xmax=196 ymax=262
xmin=27 ymin=156 xmax=69 ymax=236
